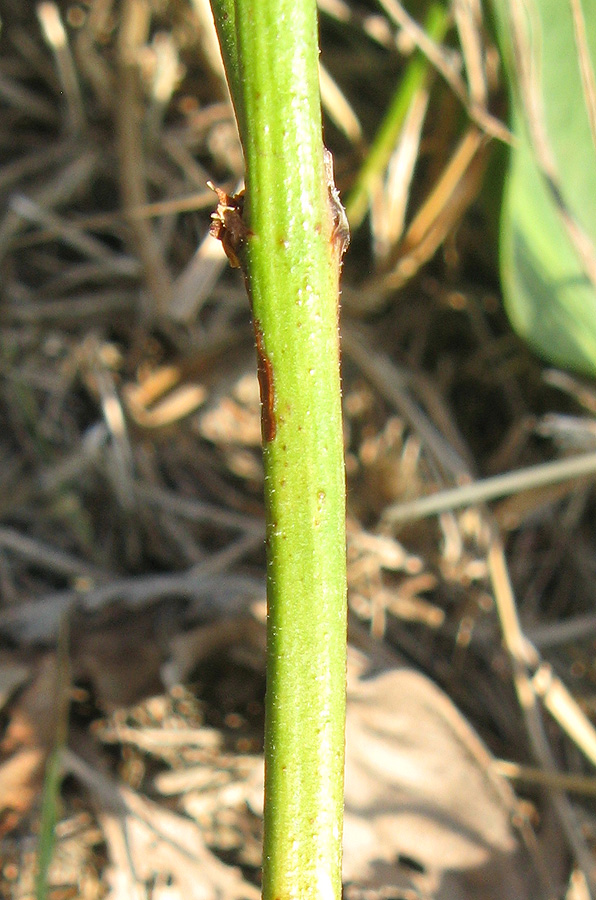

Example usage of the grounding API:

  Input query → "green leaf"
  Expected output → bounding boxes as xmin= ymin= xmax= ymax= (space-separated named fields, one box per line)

xmin=493 ymin=0 xmax=596 ymax=376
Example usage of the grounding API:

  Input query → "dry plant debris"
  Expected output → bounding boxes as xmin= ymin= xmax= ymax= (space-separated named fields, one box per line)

xmin=0 ymin=2 xmax=596 ymax=899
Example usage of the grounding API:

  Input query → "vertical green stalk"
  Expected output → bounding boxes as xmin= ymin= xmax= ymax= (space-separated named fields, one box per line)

xmin=36 ymin=618 xmax=70 ymax=900
xmin=209 ymin=3 xmax=348 ymax=900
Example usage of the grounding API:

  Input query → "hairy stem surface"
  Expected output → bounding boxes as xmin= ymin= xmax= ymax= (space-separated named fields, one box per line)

xmin=209 ymin=2 xmax=348 ymax=900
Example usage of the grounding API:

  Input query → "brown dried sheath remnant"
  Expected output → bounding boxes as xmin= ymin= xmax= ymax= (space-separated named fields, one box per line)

xmin=324 ymin=148 xmax=350 ymax=262
xmin=208 ymin=183 xmax=249 ymax=268
xmin=254 ymin=319 xmax=276 ymax=443
xmin=209 ymin=186 xmax=275 ymax=441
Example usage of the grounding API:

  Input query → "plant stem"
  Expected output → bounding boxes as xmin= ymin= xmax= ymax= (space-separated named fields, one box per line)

xmin=36 ymin=618 xmax=70 ymax=900
xmin=209 ymin=2 xmax=348 ymax=900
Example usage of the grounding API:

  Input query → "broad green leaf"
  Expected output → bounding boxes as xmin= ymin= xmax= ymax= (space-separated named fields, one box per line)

xmin=492 ymin=0 xmax=596 ymax=376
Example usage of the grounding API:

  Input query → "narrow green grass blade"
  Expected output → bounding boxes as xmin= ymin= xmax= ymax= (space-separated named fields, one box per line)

xmin=35 ymin=750 xmax=63 ymax=900
xmin=36 ymin=619 xmax=70 ymax=900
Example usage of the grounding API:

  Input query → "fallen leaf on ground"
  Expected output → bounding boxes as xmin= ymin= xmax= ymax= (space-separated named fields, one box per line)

xmin=343 ymin=652 xmax=564 ymax=900
xmin=0 ymin=654 xmax=58 ymax=834
xmin=64 ymin=748 xmax=259 ymax=900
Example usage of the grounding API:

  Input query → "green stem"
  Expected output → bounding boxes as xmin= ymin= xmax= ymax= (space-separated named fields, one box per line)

xmin=209 ymin=2 xmax=348 ymax=900
xmin=36 ymin=618 xmax=70 ymax=900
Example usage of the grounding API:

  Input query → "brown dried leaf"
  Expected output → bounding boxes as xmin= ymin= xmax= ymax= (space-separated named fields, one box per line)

xmin=343 ymin=657 xmax=560 ymax=900
xmin=0 ymin=747 xmax=45 ymax=833
xmin=0 ymin=654 xmax=58 ymax=831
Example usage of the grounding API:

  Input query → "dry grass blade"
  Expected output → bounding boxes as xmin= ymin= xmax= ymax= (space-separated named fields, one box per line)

xmin=529 ymin=611 xmax=596 ymax=650
xmin=0 ymin=72 xmax=59 ymax=125
xmin=134 ymin=483 xmax=263 ymax=533
xmin=378 ymin=0 xmax=463 ymax=91
xmin=495 ymin=759 xmax=596 ymax=798
xmin=0 ymin=150 xmax=98 ymax=260
xmin=453 ymin=0 xmax=488 ymax=108
xmin=569 ymin=0 xmax=596 ymax=152
xmin=37 ymin=2 xmax=85 ymax=135
xmin=532 ymin=664 xmax=596 ymax=769
xmin=0 ymin=526 xmax=108 ymax=582
xmin=384 ymin=127 xmax=489 ymax=288
xmin=124 ymin=364 xmax=207 ymax=427
xmin=343 ymin=325 xmax=472 ymax=480
xmin=0 ymin=141 xmax=72 ymax=192
xmin=189 ymin=0 xmax=228 ymax=84
xmin=384 ymin=449 xmax=596 ymax=524
xmin=3 ymin=289 xmax=138 ymax=323
xmin=170 ymin=231 xmax=229 ymax=322
xmin=319 ymin=63 xmax=363 ymax=147
xmin=344 ymin=0 xmax=506 ymax=299
xmin=0 ymin=568 xmax=264 ymax=643
xmin=62 ymin=749 xmax=259 ymax=900
xmin=487 ymin=536 xmax=596 ymax=894
xmin=371 ymin=85 xmax=429 ymax=260
xmin=377 ymin=0 xmax=511 ymax=141
xmin=9 ymin=194 xmax=139 ymax=277
xmin=116 ymin=0 xmax=173 ymax=317
xmin=82 ymin=336 xmax=136 ymax=512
